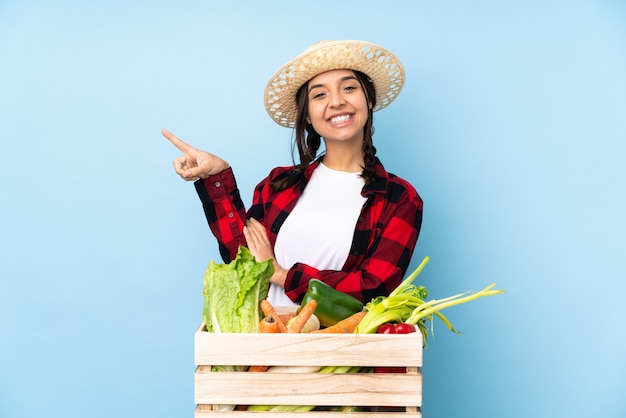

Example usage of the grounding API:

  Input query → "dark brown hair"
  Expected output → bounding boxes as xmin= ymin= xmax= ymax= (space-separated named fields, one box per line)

xmin=271 ymin=70 xmax=377 ymax=191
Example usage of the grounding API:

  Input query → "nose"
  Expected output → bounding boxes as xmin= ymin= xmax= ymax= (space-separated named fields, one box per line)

xmin=328 ymin=89 xmax=346 ymax=108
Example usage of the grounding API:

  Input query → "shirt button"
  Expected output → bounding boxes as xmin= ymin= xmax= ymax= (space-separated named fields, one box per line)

xmin=358 ymin=217 xmax=364 ymax=222
xmin=228 ymin=212 xmax=234 ymax=218
xmin=214 ymin=181 xmax=221 ymax=187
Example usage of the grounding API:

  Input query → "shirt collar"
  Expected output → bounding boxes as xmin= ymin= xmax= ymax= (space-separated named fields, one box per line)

xmin=304 ymin=156 xmax=390 ymax=195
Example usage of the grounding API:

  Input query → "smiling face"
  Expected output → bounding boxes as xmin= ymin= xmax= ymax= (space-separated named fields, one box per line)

xmin=306 ymin=69 xmax=372 ymax=146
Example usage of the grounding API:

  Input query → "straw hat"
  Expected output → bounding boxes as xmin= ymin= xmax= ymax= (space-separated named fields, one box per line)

xmin=264 ymin=40 xmax=405 ymax=128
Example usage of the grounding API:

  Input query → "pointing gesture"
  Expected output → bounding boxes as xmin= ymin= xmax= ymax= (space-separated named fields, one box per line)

xmin=162 ymin=129 xmax=230 ymax=181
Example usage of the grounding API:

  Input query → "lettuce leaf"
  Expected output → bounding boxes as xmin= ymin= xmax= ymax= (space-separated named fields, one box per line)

xmin=202 ymin=246 xmax=273 ymax=333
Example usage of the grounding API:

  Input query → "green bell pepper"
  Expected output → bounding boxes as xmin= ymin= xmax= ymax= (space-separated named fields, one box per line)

xmin=300 ymin=279 xmax=364 ymax=328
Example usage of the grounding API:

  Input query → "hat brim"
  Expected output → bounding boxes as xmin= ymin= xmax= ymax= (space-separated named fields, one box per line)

xmin=264 ymin=40 xmax=405 ymax=128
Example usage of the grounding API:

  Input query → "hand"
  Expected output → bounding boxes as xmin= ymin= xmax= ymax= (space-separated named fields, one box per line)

xmin=162 ymin=129 xmax=230 ymax=181
xmin=244 ymin=218 xmax=287 ymax=287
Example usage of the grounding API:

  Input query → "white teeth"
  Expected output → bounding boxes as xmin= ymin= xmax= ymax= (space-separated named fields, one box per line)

xmin=329 ymin=114 xmax=352 ymax=124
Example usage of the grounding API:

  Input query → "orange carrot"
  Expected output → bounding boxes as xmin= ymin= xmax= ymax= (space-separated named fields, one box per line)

xmin=310 ymin=311 xmax=366 ymax=334
xmin=260 ymin=299 xmax=288 ymax=333
xmin=247 ymin=365 xmax=270 ymax=372
xmin=258 ymin=314 xmax=280 ymax=333
xmin=249 ymin=313 xmax=283 ymax=373
xmin=287 ymin=300 xmax=317 ymax=333
xmin=279 ymin=312 xmax=296 ymax=325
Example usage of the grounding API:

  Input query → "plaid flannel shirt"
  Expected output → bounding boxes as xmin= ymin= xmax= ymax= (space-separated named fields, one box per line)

xmin=194 ymin=157 xmax=423 ymax=304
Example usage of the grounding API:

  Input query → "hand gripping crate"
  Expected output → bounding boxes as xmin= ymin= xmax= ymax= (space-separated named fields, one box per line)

xmin=194 ymin=322 xmax=423 ymax=417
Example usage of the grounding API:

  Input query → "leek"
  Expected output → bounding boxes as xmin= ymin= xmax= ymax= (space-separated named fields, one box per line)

xmin=355 ymin=256 xmax=505 ymax=342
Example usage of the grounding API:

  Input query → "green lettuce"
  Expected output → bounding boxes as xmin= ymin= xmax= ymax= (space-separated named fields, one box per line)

xmin=202 ymin=246 xmax=273 ymax=333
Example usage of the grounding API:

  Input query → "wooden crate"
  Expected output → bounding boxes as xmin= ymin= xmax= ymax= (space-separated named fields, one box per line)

xmin=194 ymin=321 xmax=423 ymax=417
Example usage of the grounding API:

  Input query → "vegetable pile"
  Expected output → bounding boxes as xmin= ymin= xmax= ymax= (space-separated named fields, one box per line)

xmin=200 ymin=250 xmax=505 ymax=412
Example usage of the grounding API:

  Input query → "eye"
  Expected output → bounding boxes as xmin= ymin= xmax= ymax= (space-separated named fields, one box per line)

xmin=310 ymin=91 xmax=326 ymax=100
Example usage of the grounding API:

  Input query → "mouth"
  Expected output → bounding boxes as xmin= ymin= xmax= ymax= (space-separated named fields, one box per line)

xmin=328 ymin=114 xmax=353 ymax=124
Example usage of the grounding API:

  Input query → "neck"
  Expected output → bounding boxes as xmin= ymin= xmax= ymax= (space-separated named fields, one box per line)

xmin=322 ymin=144 xmax=364 ymax=172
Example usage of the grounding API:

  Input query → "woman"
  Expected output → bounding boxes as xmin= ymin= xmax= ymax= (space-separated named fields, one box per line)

xmin=164 ymin=40 xmax=423 ymax=307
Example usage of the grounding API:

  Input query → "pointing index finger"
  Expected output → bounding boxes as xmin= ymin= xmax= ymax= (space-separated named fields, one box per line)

xmin=162 ymin=129 xmax=193 ymax=153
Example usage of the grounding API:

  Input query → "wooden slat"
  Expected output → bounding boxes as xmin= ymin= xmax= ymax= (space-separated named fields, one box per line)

xmin=194 ymin=370 xmax=422 ymax=406
xmin=194 ymin=329 xmax=423 ymax=367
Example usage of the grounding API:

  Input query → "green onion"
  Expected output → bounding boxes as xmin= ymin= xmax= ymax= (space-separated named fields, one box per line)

xmin=355 ymin=256 xmax=505 ymax=343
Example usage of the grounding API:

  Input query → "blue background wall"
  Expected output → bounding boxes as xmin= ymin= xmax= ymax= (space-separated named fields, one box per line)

xmin=1 ymin=1 xmax=624 ymax=417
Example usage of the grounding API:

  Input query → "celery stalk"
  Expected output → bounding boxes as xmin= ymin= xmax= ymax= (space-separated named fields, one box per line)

xmin=390 ymin=255 xmax=430 ymax=297
xmin=269 ymin=405 xmax=314 ymax=412
xmin=354 ymin=257 xmax=505 ymax=340
xmin=405 ymin=284 xmax=504 ymax=327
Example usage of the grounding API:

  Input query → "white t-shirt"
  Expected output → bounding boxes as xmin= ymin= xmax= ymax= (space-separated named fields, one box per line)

xmin=268 ymin=162 xmax=367 ymax=306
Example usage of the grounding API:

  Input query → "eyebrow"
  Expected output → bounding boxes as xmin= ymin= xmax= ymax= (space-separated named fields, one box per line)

xmin=308 ymin=75 xmax=359 ymax=93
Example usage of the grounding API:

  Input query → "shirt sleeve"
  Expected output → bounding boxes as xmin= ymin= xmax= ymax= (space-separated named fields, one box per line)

xmin=283 ymin=185 xmax=423 ymax=304
xmin=194 ymin=168 xmax=247 ymax=262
